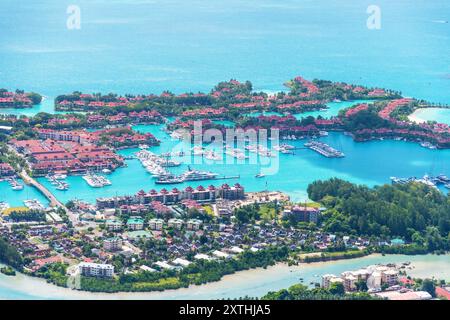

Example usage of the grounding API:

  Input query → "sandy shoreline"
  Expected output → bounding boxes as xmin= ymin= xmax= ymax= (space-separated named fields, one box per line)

xmin=408 ymin=107 xmax=450 ymax=124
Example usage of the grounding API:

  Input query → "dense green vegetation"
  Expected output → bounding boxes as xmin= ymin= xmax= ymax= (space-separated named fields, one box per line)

xmin=262 ymin=283 xmax=377 ymax=300
xmin=71 ymin=246 xmax=289 ymax=292
xmin=233 ymin=202 xmax=280 ymax=224
xmin=0 ymin=143 xmax=28 ymax=173
xmin=26 ymin=92 xmax=43 ymax=105
xmin=7 ymin=210 xmax=46 ymax=222
xmin=0 ymin=266 xmax=16 ymax=276
xmin=0 ymin=238 xmax=24 ymax=269
xmin=34 ymin=263 xmax=69 ymax=287
xmin=342 ymin=108 xmax=391 ymax=131
xmin=307 ymin=178 xmax=450 ymax=251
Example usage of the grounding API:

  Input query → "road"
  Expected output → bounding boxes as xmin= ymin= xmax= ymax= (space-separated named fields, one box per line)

xmin=7 ymin=145 xmax=79 ymax=225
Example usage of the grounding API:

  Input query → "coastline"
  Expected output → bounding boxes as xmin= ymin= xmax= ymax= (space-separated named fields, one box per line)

xmin=1 ymin=253 xmax=450 ymax=300
xmin=408 ymin=107 xmax=449 ymax=124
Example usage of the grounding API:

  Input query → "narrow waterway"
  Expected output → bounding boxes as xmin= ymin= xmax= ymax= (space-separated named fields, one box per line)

xmin=0 ymin=254 xmax=449 ymax=300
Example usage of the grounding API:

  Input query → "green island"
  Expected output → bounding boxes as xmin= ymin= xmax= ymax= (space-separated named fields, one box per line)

xmin=0 ymin=76 xmax=449 ymax=297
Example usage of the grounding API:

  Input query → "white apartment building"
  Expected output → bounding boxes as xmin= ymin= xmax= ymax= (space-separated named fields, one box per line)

xmin=78 ymin=262 xmax=114 ymax=278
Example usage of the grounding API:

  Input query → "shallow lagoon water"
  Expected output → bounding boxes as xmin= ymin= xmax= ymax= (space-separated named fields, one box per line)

xmin=0 ymin=98 xmax=60 ymax=117
xmin=0 ymin=179 xmax=50 ymax=208
xmin=294 ymin=99 xmax=375 ymax=119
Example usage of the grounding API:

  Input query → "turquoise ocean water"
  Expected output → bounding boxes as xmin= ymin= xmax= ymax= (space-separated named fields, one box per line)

xmin=1 ymin=0 xmax=450 ymax=298
xmin=0 ymin=0 xmax=449 ymax=102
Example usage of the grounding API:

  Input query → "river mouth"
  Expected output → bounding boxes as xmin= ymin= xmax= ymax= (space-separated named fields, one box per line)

xmin=1 ymin=253 xmax=449 ymax=300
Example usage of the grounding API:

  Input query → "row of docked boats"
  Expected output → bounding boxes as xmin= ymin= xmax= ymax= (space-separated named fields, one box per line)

xmin=281 ymin=135 xmax=300 ymax=140
xmin=420 ymin=141 xmax=438 ymax=150
xmin=46 ymin=173 xmax=70 ymax=191
xmin=190 ymin=146 xmax=223 ymax=161
xmin=136 ymin=150 xmax=171 ymax=177
xmin=281 ymin=131 xmax=328 ymax=141
xmin=6 ymin=177 xmax=24 ymax=191
xmin=23 ymin=199 xmax=46 ymax=211
xmin=273 ymin=143 xmax=295 ymax=154
xmin=225 ymin=147 xmax=248 ymax=160
xmin=154 ymin=167 xmax=219 ymax=184
xmin=245 ymin=144 xmax=276 ymax=158
xmin=390 ymin=174 xmax=450 ymax=189
xmin=304 ymin=140 xmax=345 ymax=158
xmin=82 ymin=172 xmax=112 ymax=188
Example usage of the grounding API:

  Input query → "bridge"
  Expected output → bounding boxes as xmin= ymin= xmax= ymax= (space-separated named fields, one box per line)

xmin=19 ymin=170 xmax=65 ymax=208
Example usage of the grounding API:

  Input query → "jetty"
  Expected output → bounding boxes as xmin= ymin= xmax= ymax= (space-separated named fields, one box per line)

xmin=304 ymin=140 xmax=345 ymax=158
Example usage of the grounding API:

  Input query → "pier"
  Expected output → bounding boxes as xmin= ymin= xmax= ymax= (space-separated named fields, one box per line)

xmin=211 ymin=175 xmax=240 ymax=181
xmin=304 ymin=140 xmax=345 ymax=158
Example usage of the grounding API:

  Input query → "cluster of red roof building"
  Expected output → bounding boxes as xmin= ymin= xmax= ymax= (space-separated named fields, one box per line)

xmin=97 ymin=183 xmax=245 ymax=209
xmin=36 ymin=127 xmax=159 ymax=148
xmin=0 ymin=90 xmax=33 ymax=107
xmin=0 ymin=162 xmax=15 ymax=176
xmin=345 ymin=104 xmax=369 ymax=118
xmin=10 ymin=138 xmax=124 ymax=176
xmin=182 ymin=107 xmax=228 ymax=118
xmin=378 ymin=98 xmax=414 ymax=120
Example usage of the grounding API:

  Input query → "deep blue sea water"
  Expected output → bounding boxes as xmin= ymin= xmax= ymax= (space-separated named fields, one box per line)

xmin=0 ymin=0 xmax=449 ymax=102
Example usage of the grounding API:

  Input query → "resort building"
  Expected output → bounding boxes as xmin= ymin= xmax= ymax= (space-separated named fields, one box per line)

xmin=343 ymin=274 xmax=358 ymax=292
xmin=282 ymin=205 xmax=320 ymax=224
xmin=148 ymin=218 xmax=164 ymax=231
xmin=78 ymin=262 xmax=114 ymax=278
xmin=212 ymin=250 xmax=231 ymax=259
xmin=172 ymin=258 xmax=191 ymax=267
xmin=215 ymin=199 xmax=233 ymax=216
xmin=322 ymin=274 xmax=344 ymax=289
xmin=381 ymin=269 xmax=399 ymax=287
xmin=186 ymin=219 xmax=202 ymax=231
xmin=36 ymin=129 xmax=82 ymax=143
xmin=96 ymin=184 xmax=245 ymax=209
xmin=168 ymin=218 xmax=184 ymax=230
xmin=323 ymin=265 xmax=399 ymax=292
xmin=11 ymin=138 xmax=124 ymax=175
xmin=119 ymin=204 xmax=147 ymax=215
xmin=105 ymin=219 xmax=123 ymax=231
xmin=126 ymin=217 xmax=144 ymax=230
xmin=103 ymin=237 xmax=123 ymax=252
